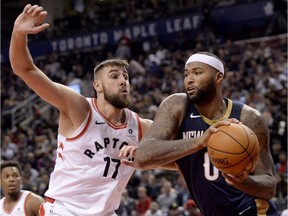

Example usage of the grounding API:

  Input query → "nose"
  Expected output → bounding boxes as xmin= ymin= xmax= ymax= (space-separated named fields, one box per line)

xmin=186 ymin=73 xmax=195 ymax=83
xmin=120 ymin=75 xmax=127 ymax=86
xmin=8 ymin=176 xmax=16 ymax=181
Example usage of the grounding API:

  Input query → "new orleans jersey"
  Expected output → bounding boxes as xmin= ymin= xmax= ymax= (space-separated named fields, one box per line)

xmin=176 ymin=98 xmax=277 ymax=216
xmin=44 ymin=98 xmax=142 ymax=216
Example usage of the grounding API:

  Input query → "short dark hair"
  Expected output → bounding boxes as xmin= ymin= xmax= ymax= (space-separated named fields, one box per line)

xmin=93 ymin=59 xmax=129 ymax=80
xmin=1 ymin=160 xmax=22 ymax=175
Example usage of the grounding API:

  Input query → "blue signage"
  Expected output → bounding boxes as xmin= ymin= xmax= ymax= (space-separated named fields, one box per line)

xmin=1 ymin=0 xmax=273 ymax=64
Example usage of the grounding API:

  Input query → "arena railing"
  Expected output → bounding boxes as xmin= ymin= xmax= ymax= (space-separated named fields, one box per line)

xmin=2 ymin=94 xmax=49 ymax=131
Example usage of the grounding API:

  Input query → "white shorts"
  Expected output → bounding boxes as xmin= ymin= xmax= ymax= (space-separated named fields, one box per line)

xmin=39 ymin=198 xmax=77 ymax=216
xmin=39 ymin=197 xmax=118 ymax=216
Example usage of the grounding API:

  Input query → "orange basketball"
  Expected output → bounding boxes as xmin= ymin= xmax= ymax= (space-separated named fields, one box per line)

xmin=207 ymin=122 xmax=260 ymax=174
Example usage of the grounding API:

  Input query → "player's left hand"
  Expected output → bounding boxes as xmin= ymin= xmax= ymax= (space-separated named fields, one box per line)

xmin=222 ymin=164 xmax=256 ymax=184
xmin=119 ymin=145 xmax=137 ymax=158
xmin=119 ymin=146 xmax=140 ymax=169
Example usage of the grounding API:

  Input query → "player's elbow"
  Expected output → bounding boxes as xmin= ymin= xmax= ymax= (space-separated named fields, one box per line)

xmin=262 ymin=188 xmax=276 ymax=201
xmin=261 ymin=175 xmax=277 ymax=200
xmin=268 ymin=177 xmax=278 ymax=200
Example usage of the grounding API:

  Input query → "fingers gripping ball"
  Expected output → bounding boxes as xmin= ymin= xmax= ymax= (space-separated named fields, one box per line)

xmin=207 ymin=123 xmax=260 ymax=174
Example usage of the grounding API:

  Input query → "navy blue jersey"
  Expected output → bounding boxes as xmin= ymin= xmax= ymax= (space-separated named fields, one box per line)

xmin=176 ymin=98 xmax=278 ymax=216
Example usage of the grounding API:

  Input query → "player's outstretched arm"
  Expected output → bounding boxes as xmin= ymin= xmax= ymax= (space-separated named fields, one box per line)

xmin=223 ymin=105 xmax=277 ymax=200
xmin=10 ymin=4 xmax=49 ymax=80
xmin=9 ymin=4 xmax=66 ymax=109
xmin=9 ymin=4 xmax=89 ymax=129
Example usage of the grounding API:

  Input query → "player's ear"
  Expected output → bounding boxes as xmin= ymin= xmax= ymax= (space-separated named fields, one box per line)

xmin=216 ymin=72 xmax=224 ymax=83
xmin=93 ymin=80 xmax=102 ymax=92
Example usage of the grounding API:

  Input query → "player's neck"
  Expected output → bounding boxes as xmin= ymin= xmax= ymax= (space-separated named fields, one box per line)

xmin=195 ymin=97 xmax=227 ymax=120
xmin=4 ymin=191 xmax=22 ymax=211
xmin=96 ymin=99 xmax=126 ymax=124
xmin=107 ymin=110 xmax=126 ymax=125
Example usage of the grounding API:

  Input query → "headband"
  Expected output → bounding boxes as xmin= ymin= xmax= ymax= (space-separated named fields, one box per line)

xmin=185 ymin=53 xmax=224 ymax=74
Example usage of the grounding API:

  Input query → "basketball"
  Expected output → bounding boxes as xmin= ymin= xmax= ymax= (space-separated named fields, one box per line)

xmin=207 ymin=122 xmax=260 ymax=174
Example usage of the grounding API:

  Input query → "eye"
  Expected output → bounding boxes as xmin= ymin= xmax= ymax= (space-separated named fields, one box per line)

xmin=123 ymin=74 xmax=129 ymax=80
xmin=13 ymin=174 xmax=19 ymax=178
xmin=193 ymin=71 xmax=201 ymax=75
xmin=111 ymin=73 xmax=119 ymax=79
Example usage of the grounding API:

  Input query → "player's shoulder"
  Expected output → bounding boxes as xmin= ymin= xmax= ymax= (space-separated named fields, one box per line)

xmin=158 ymin=93 xmax=187 ymax=115
xmin=26 ymin=191 xmax=44 ymax=203
xmin=127 ymin=109 xmax=153 ymax=128
xmin=24 ymin=191 xmax=44 ymax=215
xmin=161 ymin=93 xmax=188 ymax=106
xmin=164 ymin=92 xmax=187 ymax=100
xmin=240 ymin=104 xmax=267 ymax=131
xmin=139 ymin=118 xmax=153 ymax=131
xmin=241 ymin=104 xmax=263 ymax=119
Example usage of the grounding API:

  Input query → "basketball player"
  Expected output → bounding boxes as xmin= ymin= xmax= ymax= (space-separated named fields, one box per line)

xmin=9 ymin=4 xmax=175 ymax=216
xmin=0 ymin=161 xmax=44 ymax=216
xmin=127 ymin=52 xmax=278 ymax=215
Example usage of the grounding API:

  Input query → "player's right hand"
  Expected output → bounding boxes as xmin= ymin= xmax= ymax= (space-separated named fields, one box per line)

xmin=201 ymin=118 xmax=240 ymax=148
xmin=13 ymin=4 xmax=49 ymax=35
xmin=200 ymin=120 xmax=230 ymax=147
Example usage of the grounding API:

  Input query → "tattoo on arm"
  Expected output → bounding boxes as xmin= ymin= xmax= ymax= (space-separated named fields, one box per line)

xmin=241 ymin=106 xmax=269 ymax=152
xmin=147 ymin=94 xmax=186 ymax=140
xmin=137 ymin=94 xmax=190 ymax=165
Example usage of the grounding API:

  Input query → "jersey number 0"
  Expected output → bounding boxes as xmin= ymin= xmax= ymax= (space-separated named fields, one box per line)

xmin=204 ymin=152 xmax=219 ymax=181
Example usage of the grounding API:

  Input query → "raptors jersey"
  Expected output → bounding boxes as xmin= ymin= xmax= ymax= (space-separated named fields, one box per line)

xmin=0 ymin=190 xmax=31 ymax=216
xmin=44 ymin=98 xmax=142 ymax=216
xmin=176 ymin=98 xmax=278 ymax=216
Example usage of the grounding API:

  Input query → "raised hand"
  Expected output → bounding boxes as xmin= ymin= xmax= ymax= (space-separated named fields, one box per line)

xmin=13 ymin=4 xmax=49 ymax=35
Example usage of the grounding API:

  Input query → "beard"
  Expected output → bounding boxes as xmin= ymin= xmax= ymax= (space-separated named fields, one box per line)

xmin=103 ymin=86 xmax=131 ymax=109
xmin=186 ymin=78 xmax=216 ymax=103
xmin=8 ymin=191 xmax=20 ymax=199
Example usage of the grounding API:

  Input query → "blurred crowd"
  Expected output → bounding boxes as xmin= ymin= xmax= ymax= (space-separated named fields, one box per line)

xmin=1 ymin=0 xmax=287 ymax=215
xmin=3 ymin=0 xmax=286 ymax=48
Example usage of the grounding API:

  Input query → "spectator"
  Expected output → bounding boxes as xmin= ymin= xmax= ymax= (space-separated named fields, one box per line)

xmin=166 ymin=202 xmax=181 ymax=216
xmin=156 ymin=180 xmax=177 ymax=214
xmin=115 ymin=37 xmax=132 ymax=59
xmin=134 ymin=186 xmax=152 ymax=216
xmin=275 ymin=151 xmax=288 ymax=199
xmin=145 ymin=201 xmax=162 ymax=216
xmin=184 ymin=199 xmax=201 ymax=216
xmin=116 ymin=189 xmax=135 ymax=216
xmin=1 ymin=135 xmax=18 ymax=160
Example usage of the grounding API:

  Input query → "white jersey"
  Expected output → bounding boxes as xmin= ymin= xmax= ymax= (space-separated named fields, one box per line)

xmin=0 ymin=190 xmax=31 ymax=216
xmin=45 ymin=98 xmax=142 ymax=216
